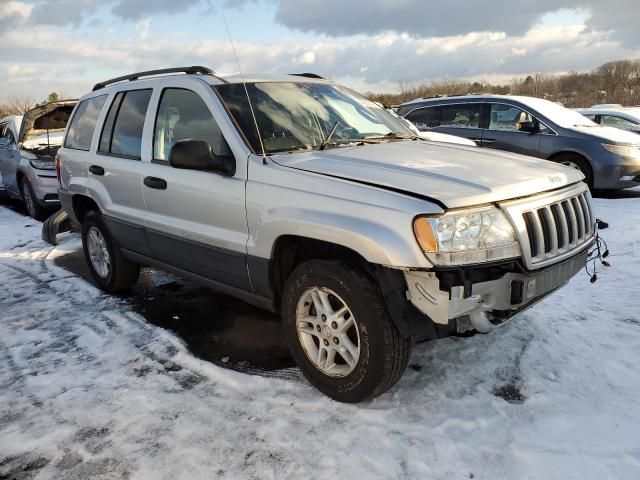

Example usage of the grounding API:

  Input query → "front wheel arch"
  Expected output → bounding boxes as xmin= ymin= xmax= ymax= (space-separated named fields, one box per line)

xmin=548 ymin=152 xmax=594 ymax=189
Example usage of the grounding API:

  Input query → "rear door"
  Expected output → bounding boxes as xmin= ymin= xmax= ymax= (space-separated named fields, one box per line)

xmin=140 ymin=77 xmax=250 ymax=290
xmin=433 ymin=102 xmax=484 ymax=144
xmin=482 ymin=102 xmax=541 ymax=157
xmin=89 ymin=88 xmax=153 ymax=256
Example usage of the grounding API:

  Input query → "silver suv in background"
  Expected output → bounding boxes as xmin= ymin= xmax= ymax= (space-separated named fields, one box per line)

xmin=0 ymin=100 xmax=77 ymax=219
xmin=397 ymin=95 xmax=640 ymax=190
xmin=58 ymin=67 xmax=596 ymax=402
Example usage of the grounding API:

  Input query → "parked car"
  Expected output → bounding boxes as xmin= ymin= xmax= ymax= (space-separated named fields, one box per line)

xmin=386 ymin=107 xmax=477 ymax=146
xmin=59 ymin=67 xmax=595 ymax=402
xmin=397 ymin=94 xmax=640 ymax=190
xmin=575 ymin=106 xmax=640 ymax=135
xmin=0 ymin=100 xmax=77 ymax=219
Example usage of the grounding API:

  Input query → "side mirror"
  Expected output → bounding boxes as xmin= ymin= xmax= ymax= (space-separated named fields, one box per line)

xmin=518 ymin=120 xmax=539 ymax=133
xmin=168 ymin=139 xmax=235 ymax=176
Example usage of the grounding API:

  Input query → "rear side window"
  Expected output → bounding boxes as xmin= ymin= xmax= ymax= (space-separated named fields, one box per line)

xmin=440 ymin=104 xmax=482 ymax=129
xmin=99 ymin=89 xmax=152 ymax=159
xmin=65 ymin=95 xmax=107 ymax=150
xmin=405 ymin=106 xmax=440 ymax=130
xmin=153 ymin=88 xmax=231 ymax=162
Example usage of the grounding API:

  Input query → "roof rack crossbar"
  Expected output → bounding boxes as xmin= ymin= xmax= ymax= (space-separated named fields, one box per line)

xmin=92 ymin=66 xmax=227 ymax=91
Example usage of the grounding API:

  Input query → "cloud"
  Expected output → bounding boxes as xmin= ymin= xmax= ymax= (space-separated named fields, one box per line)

xmin=270 ymin=0 xmax=640 ymax=46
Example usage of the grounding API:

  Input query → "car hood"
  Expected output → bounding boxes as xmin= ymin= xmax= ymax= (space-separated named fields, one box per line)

xmin=418 ymin=131 xmax=477 ymax=147
xmin=568 ymin=124 xmax=640 ymax=145
xmin=272 ymin=141 xmax=584 ymax=209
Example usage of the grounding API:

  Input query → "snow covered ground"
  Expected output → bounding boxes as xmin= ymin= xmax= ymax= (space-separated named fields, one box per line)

xmin=0 ymin=194 xmax=639 ymax=480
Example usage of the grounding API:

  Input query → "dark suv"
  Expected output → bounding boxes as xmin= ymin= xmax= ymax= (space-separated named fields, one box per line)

xmin=397 ymin=95 xmax=640 ymax=190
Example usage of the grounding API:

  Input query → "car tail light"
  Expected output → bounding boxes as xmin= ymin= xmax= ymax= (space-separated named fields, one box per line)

xmin=55 ymin=153 xmax=61 ymax=188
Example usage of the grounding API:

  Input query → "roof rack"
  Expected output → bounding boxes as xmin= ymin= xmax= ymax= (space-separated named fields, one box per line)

xmin=290 ymin=73 xmax=325 ymax=79
xmin=92 ymin=66 xmax=227 ymax=91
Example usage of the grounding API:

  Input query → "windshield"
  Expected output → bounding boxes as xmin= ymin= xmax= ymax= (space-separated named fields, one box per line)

xmin=215 ymin=82 xmax=415 ymax=153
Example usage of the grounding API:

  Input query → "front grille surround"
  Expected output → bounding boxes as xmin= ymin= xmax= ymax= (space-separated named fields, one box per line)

xmin=500 ymin=183 xmax=595 ymax=270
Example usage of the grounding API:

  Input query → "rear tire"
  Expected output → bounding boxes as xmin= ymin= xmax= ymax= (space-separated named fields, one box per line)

xmin=282 ymin=259 xmax=411 ymax=403
xmin=81 ymin=211 xmax=140 ymax=293
xmin=553 ymin=154 xmax=593 ymax=190
xmin=21 ymin=177 xmax=47 ymax=221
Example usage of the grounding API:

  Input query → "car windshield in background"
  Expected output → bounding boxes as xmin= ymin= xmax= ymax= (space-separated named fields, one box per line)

xmin=215 ymin=82 xmax=415 ymax=153
xmin=523 ymin=97 xmax=598 ymax=128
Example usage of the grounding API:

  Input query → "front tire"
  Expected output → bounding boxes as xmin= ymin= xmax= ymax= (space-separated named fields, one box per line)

xmin=282 ymin=260 xmax=411 ymax=403
xmin=21 ymin=177 xmax=47 ymax=221
xmin=553 ymin=153 xmax=593 ymax=189
xmin=81 ymin=211 xmax=140 ymax=293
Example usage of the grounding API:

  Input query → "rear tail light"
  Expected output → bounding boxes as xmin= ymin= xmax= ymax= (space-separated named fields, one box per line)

xmin=55 ymin=153 xmax=61 ymax=188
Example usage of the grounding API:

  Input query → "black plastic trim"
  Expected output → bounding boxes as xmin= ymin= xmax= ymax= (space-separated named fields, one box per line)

xmin=122 ymin=249 xmax=276 ymax=312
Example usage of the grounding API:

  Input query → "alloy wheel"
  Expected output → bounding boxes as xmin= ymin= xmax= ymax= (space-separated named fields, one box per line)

xmin=295 ymin=286 xmax=360 ymax=377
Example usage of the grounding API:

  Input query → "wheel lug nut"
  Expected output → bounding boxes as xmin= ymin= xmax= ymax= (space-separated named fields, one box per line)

xmin=331 ymin=321 xmax=338 ymax=329
xmin=321 ymin=314 xmax=327 ymax=322
xmin=316 ymin=325 xmax=321 ymax=332
xmin=323 ymin=339 xmax=329 ymax=346
xmin=333 ymin=337 xmax=339 ymax=345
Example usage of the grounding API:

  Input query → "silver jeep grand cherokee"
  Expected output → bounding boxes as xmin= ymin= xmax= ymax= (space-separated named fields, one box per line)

xmin=57 ymin=67 xmax=595 ymax=402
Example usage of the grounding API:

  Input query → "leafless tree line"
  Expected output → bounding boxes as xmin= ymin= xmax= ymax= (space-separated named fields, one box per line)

xmin=368 ymin=59 xmax=640 ymax=108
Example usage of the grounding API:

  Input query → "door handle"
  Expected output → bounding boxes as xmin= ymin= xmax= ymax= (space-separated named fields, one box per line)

xmin=144 ymin=176 xmax=167 ymax=190
xmin=479 ymin=139 xmax=495 ymax=145
xmin=89 ymin=165 xmax=105 ymax=176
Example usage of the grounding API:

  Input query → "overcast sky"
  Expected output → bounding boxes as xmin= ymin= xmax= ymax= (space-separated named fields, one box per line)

xmin=1 ymin=0 xmax=639 ymax=103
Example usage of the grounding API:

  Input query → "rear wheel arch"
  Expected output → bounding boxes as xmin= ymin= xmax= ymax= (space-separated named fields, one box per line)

xmin=72 ymin=194 xmax=101 ymax=223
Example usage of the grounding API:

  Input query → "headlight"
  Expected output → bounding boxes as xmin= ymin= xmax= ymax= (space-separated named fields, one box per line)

xmin=29 ymin=159 xmax=56 ymax=170
xmin=602 ymin=144 xmax=640 ymax=160
xmin=413 ymin=206 xmax=521 ymax=266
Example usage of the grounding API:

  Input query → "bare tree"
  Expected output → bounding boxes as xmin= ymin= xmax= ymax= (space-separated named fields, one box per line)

xmin=3 ymin=96 xmax=36 ymax=115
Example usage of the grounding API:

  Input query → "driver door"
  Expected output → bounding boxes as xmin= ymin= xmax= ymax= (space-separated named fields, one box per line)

xmin=482 ymin=103 xmax=541 ymax=157
xmin=141 ymin=77 xmax=251 ymax=291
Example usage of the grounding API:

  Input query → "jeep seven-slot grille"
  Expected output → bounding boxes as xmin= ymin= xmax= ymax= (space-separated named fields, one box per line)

xmin=522 ymin=191 xmax=594 ymax=263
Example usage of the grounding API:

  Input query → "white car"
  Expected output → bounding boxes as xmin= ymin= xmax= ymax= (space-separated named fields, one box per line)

xmin=576 ymin=106 xmax=640 ymax=135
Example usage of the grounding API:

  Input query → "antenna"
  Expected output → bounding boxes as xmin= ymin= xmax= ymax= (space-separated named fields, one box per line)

xmin=217 ymin=0 xmax=268 ymax=164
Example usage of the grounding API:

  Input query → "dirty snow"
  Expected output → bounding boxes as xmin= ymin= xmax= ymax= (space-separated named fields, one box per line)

xmin=0 ymin=195 xmax=639 ymax=480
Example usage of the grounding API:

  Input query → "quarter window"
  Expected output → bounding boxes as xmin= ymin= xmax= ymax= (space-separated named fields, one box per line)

xmin=153 ymin=88 xmax=231 ymax=162
xmin=440 ymin=104 xmax=482 ymax=129
xmin=405 ymin=107 xmax=440 ymax=130
xmin=65 ymin=95 xmax=108 ymax=150
xmin=488 ymin=104 xmax=533 ymax=131
xmin=99 ymin=89 xmax=152 ymax=159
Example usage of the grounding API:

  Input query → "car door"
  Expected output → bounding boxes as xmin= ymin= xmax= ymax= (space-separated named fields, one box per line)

xmin=0 ymin=121 xmax=21 ymax=196
xmin=140 ymin=78 xmax=251 ymax=291
xmin=432 ymin=102 xmax=485 ymax=144
xmin=482 ymin=103 xmax=541 ymax=157
xmin=89 ymin=89 xmax=153 ymax=256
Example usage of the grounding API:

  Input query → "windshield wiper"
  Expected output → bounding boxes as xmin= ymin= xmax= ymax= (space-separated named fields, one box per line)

xmin=319 ymin=122 xmax=339 ymax=151
xmin=365 ymin=132 xmax=419 ymax=141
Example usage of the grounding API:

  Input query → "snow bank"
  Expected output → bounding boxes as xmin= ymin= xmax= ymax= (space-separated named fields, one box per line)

xmin=0 ymin=196 xmax=639 ymax=479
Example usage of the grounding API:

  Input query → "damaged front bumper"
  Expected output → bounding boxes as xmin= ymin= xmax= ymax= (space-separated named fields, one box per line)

xmin=404 ymin=245 xmax=591 ymax=334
